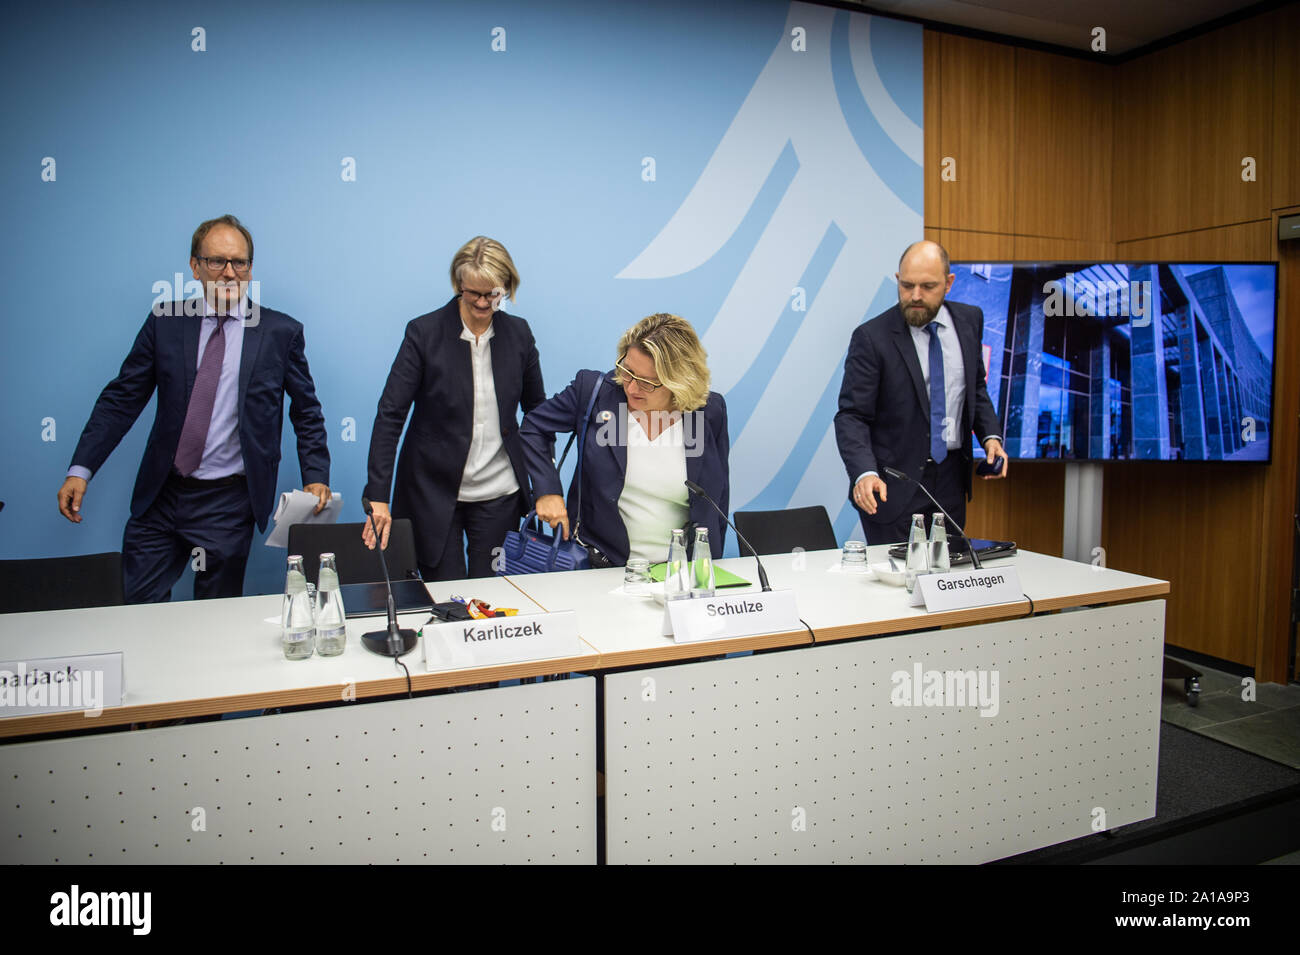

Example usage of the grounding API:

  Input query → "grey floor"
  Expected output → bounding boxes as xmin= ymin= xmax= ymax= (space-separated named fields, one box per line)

xmin=1162 ymin=655 xmax=1300 ymax=770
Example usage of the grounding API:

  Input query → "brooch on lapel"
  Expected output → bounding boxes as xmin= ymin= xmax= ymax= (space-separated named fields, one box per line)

xmin=597 ymin=410 xmax=612 ymax=423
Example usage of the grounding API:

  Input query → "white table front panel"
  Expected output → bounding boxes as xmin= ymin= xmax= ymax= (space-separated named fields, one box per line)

xmin=3 ymin=677 xmax=595 ymax=864
xmin=604 ymin=601 xmax=1164 ymax=864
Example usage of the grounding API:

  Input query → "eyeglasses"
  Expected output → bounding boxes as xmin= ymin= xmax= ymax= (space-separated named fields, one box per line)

xmin=461 ymin=287 xmax=503 ymax=304
xmin=197 ymin=256 xmax=252 ymax=274
xmin=616 ymin=360 xmax=663 ymax=392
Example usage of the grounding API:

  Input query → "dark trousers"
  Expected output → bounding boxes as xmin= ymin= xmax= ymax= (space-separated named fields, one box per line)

xmin=858 ymin=455 xmax=968 ymax=545
xmin=121 ymin=474 xmax=255 ymax=603
xmin=420 ymin=492 xmax=522 ymax=582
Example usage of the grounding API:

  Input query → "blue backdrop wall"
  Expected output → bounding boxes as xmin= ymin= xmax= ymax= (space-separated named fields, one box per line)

xmin=0 ymin=0 xmax=922 ymax=595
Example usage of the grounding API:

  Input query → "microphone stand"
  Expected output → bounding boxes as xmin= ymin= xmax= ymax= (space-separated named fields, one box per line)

xmin=684 ymin=480 xmax=771 ymax=591
xmin=360 ymin=497 xmax=419 ymax=657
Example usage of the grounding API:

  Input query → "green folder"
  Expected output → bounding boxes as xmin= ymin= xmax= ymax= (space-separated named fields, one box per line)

xmin=648 ymin=563 xmax=751 ymax=588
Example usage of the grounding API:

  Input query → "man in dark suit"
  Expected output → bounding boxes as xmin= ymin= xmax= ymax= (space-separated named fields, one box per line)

xmin=835 ymin=240 xmax=1007 ymax=545
xmin=57 ymin=214 xmax=331 ymax=602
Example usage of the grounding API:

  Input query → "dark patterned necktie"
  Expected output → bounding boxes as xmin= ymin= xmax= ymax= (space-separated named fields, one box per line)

xmin=174 ymin=315 xmax=231 ymax=476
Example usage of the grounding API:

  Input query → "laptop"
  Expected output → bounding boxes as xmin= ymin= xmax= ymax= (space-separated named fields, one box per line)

xmin=340 ymin=578 xmax=435 ymax=619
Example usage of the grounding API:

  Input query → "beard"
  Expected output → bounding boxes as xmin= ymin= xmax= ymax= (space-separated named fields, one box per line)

xmin=902 ymin=300 xmax=940 ymax=328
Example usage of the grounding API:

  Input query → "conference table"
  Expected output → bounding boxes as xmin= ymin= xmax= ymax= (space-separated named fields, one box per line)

xmin=0 ymin=547 xmax=1168 ymax=864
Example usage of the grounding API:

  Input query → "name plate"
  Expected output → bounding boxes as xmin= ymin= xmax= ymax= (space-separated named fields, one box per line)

xmin=0 ymin=653 xmax=124 ymax=718
xmin=422 ymin=611 xmax=580 ymax=671
xmin=663 ymin=589 xmax=800 ymax=644
xmin=916 ymin=567 xmax=1023 ymax=612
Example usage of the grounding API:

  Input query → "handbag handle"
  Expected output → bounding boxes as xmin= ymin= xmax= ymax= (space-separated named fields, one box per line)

xmin=566 ymin=378 xmax=604 ymax=543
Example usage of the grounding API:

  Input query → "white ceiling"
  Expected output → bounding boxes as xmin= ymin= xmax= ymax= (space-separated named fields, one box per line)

xmin=851 ymin=0 xmax=1269 ymax=55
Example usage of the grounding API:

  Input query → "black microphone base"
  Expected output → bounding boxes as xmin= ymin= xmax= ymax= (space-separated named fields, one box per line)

xmin=361 ymin=628 xmax=419 ymax=658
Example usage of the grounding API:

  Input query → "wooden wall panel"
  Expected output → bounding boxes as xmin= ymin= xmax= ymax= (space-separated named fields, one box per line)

xmin=923 ymin=228 xmax=1014 ymax=260
xmin=1116 ymin=220 xmax=1272 ymax=260
xmin=966 ymin=464 xmax=1065 ymax=557
xmin=1272 ymin=3 xmax=1300 ymax=212
xmin=932 ymin=33 xmax=1017 ymax=233
xmin=1102 ymin=462 xmax=1265 ymax=664
xmin=1013 ymin=50 xmax=1111 ymax=242
xmin=1255 ymin=234 xmax=1299 ymax=681
xmin=1113 ymin=14 xmax=1275 ymax=242
xmin=1013 ymin=235 xmax=1114 ymax=261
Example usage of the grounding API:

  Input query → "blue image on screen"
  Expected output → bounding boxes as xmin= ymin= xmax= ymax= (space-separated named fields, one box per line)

xmin=951 ymin=262 xmax=1276 ymax=463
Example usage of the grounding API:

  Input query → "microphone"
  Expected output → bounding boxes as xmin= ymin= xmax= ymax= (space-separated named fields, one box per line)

xmin=360 ymin=496 xmax=418 ymax=658
xmin=881 ymin=467 xmax=983 ymax=570
xmin=684 ymin=480 xmax=771 ymax=592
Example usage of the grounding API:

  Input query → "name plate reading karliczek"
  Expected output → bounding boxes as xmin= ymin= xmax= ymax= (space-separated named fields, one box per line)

xmin=423 ymin=611 xmax=580 ymax=671
xmin=916 ymin=567 xmax=1023 ymax=612
xmin=663 ymin=589 xmax=800 ymax=644
xmin=0 ymin=652 xmax=124 ymax=718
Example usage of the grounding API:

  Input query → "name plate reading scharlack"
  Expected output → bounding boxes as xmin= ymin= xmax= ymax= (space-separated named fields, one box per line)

xmin=423 ymin=611 xmax=581 ymax=671
xmin=662 ymin=589 xmax=800 ymax=644
xmin=915 ymin=567 xmax=1024 ymax=612
xmin=0 ymin=652 xmax=124 ymax=718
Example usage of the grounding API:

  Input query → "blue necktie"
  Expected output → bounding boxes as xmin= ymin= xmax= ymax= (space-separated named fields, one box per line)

xmin=926 ymin=323 xmax=947 ymax=464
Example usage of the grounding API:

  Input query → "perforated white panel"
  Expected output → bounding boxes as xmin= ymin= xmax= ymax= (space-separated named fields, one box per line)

xmin=2 ymin=677 xmax=594 ymax=864
xmin=605 ymin=601 xmax=1164 ymax=864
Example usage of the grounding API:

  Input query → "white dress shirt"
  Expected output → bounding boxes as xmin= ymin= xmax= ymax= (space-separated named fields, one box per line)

xmin=457 ymin=321 xmax=520 ymax=502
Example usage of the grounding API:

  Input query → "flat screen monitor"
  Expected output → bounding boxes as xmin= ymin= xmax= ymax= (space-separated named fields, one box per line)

xmin=950 ymin=262 xmax=1278 ymax=462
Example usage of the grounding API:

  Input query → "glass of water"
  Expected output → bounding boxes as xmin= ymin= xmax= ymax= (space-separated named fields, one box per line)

xmin=624 ymin=558 xmax=651 ymax=596
xmin=841 ymin=540 xmax=868 ymax=573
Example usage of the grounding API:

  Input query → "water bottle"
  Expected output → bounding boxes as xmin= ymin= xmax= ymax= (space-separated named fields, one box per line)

xmin=664 ymin=528 xmax=691 ymax=601
xmin=314 ymin=553 xmax=347 ymax=656
xmin=282 ymin=555 xmax=314 ymax=660
xmin=904 ymin=514 xmax=929 ymax=593
xmin=928 ymin=513 xmax=951 ymax=575
xmin=691 ymin=526 xmax=715 ymax=598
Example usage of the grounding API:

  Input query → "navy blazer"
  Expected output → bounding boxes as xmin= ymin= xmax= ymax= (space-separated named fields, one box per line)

xmin=364 ymin=297 xmax=546 ymax=567
xmin=69 ymin=302 xmax=331 ymax=532
xmin=519 ymin=369 xmax=730 ymax=566
xmin=834 ymin=301 xmax=1002 ymax=528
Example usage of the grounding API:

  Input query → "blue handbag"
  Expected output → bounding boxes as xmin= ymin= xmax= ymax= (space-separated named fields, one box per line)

xmin=498 ymin=382 xmax=603 ymax=575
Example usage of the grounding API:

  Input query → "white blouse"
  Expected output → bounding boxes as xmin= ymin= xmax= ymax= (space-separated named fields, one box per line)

xmin=618 ymin=414 xmax=689 ymax=564
xmin=457 ymin=321 xmax=520 ymax=502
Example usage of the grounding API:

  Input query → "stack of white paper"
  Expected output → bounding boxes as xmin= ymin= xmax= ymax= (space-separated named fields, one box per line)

xmin=264 ymin=490 xmax=344 ymax=547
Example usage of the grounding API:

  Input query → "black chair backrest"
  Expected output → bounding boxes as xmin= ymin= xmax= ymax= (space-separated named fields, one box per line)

xmin=286 ymin=520 xmax=419 ymax=586
xmin=732 ymin=506 xmax=837 ymax=557
xmin=0 ymin=552 xmax=125 ymax=614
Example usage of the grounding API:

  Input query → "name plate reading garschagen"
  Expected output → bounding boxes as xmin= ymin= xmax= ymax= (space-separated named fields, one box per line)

xmin=0 ymin=652 xmax=124 ymax=718
xmin=916 ymin=567 xmax=1024 ymax=612
xmin=422 ymin=611 xmax=581 ymax=671
xmin=662 ymin=589 xmax=800 ymax=644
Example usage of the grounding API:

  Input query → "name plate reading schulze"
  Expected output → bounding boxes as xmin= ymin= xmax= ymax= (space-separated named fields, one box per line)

xmin=0 ymin=652 xmax=124 ymax=718
xmin=917 ymin=567 xmax=1023 ymax=612
xmin=664 ymin=589 xmax=800 ymax=644
xmin=423 ymin=611 xmax=581 ymax=671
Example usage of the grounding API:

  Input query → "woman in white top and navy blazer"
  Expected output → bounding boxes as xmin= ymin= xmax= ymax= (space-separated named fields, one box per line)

xmin=363 ymin=238 xmax=545 ymax=580
xmin=520 ymin=313 xmax=730 ymax=567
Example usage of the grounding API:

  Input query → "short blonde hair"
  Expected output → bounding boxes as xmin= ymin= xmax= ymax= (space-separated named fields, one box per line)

xmin=615 ymin=313 xmax=711 ymax=412
xmin=449 ymin=236 xmax=520 ymax=301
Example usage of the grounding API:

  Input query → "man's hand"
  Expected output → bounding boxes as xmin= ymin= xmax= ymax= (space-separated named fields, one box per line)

xmin=361 ymin=500 xmax=392 ymax=550
xmin=535 ymin=493 xmax=570 ymax=540
xmin=852 ymin=474 xmax=888 ymax=515
xmin=57 ymin=476 xmax=88 ymax=524
xmin=304 ymin=482 xmax=332 ymax=515
xmin=982 ymin=439 xmax=1009 ymax=479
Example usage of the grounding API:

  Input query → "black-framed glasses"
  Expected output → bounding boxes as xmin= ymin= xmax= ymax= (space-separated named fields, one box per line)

xmin=461 ymin=287 xmax=504 ymax=304
xmin=616 ymin=360 xmax=662 ymax=392
xmin=197 ymin=256 xmax=252 ymax=274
